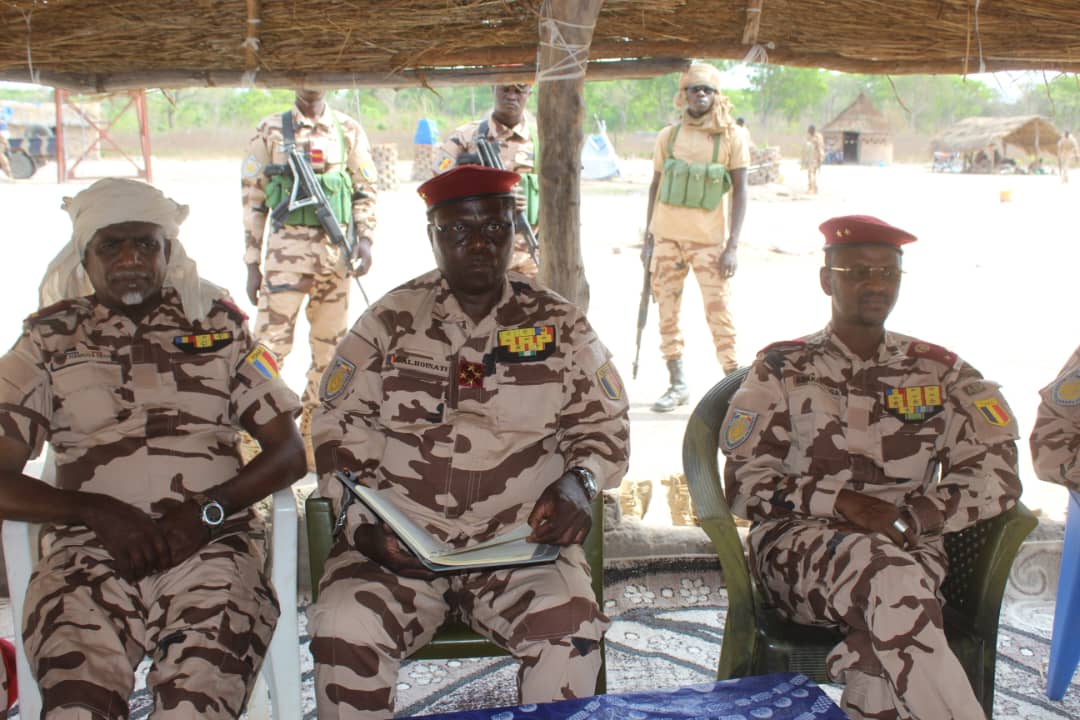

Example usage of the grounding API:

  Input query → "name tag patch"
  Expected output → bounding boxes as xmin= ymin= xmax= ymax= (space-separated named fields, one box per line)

xmin=386 ymin=350 xmax=450 ymax=379
xmin=884 ymin=385 xmax=944 ymax=422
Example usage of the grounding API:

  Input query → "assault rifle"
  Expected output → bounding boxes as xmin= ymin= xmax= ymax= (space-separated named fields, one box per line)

xmin=474 ymin=137 xmax=541 ymax=269
xmin=632 ymin=231 xmax=653 ymax=380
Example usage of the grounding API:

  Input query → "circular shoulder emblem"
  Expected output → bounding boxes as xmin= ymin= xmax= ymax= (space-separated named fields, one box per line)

xmin=1054 ymin=374 xmax=1080 ymax=406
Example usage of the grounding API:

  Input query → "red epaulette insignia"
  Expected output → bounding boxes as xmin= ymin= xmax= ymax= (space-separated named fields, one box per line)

xmin=215 ymin=297 xmax=249 ymax=322
xmin=906 ymin=341 xmax=958 ymax=368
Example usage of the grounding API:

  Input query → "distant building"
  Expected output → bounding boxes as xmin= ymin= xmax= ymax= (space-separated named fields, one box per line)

xmin=0 ymin=98 xmax=101 ymax=160
xmin=822 ymin=92 xmax=892 ymax=165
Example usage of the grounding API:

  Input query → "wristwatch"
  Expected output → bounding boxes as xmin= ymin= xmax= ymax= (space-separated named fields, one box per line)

xmin=568 ymin=467 xmax=598 ymax=501
xmin=192 ymin=492 xmax=226 ymax=533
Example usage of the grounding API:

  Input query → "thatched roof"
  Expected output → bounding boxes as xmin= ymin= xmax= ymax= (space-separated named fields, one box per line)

xmin=823 ymin=92 xmax=891 ymax=135
xmin=3 ymin=1 xmax=1080 ymax=91
xmin=930 ymin=116 xmax=1061 ymax=155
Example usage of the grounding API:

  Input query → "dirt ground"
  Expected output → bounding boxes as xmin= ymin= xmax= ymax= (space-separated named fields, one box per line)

xmin=1 ymin=155 xmax=1075 ymax=522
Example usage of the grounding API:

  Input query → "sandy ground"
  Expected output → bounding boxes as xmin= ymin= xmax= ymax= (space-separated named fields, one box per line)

xmin=1 ymin=156 xmax=1075 ymax=522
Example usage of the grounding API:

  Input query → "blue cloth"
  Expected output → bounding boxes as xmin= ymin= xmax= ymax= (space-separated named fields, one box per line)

xmin=403 ymin=673 xmax=845 ymax=719
xmin=414 ymin=118 xmax=439 ymax=145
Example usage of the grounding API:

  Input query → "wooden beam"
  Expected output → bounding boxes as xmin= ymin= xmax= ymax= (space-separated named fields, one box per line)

xmin=536 ymin=0 xmax=605 ymax=311
xmin=0 ymin=57 xmax=689 ymax=93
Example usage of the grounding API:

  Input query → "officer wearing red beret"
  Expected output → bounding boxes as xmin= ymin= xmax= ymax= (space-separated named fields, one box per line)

xmin=720 ymin=215 xmax=1021 ymax=719
xmin=309 ymin=164 xmax=630 ymax=718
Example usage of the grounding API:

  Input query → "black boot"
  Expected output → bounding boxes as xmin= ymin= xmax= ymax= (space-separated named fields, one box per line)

xmin=651 ymin=358 xmax=690 ymax=413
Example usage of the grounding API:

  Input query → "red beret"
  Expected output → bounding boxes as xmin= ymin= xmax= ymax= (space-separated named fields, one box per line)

xmin=417 ymin=165 xmax=521 ymax=210
xmin=819 ymin=215 xmax=917 ymax=248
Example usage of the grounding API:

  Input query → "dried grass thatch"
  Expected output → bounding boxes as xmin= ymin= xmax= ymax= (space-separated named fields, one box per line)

xmin=930 ymin=116 xmax=1062 ymax=155
xmin=823 ymin=92 xmax=891 ymax=135
xmin=2 ymin=1 xmax=1080 ymax=90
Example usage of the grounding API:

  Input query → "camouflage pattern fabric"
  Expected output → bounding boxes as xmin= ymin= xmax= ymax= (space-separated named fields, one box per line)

xmin=0 ymin=289 xmax=301 ymax=717
xmin=0 ymin=133 xmax=11 ymax=177
xmin=1031 ymin=343 xmax=1080 ymax=491
xmin=803 ymin=131 xmax=825 ymax=193
xmin=1057 ymin=135 xmax=1079 ymax=183
xmin=432 ymin=112 xmax=538 ymax=277
xmin=721 ymin=327 xmax=1021 ymax=720
xmin=309 ymin=269 xmax=630 ymax=718
xmin=649 ymin=237 xmax=736 ymax=371
xmin=241 ymin=103 xmax=379 ymax=409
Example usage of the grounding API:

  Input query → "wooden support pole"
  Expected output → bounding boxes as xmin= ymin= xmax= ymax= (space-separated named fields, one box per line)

xmin=536 ymin=0 xmax=604 ymax=311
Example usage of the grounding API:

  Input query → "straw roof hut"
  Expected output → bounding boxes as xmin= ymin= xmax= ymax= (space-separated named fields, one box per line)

xmin=822 ymin=92 xmax=893 ymax=165
xmin=931 ymin=116 xmax=1061 ymax=157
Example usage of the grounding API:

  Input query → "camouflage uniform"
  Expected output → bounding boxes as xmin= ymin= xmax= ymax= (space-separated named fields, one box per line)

xmin=241 ymin=102 xmax=378 ymax=409
xmin=309 ymin=270 xmax=630 ymax=718
xmin=0 ymin=289 xmax=301 ymax=719
xmin=433 ymin=111 xmax=538 ymax=277
xmin=721 ymin=327 xmax=1021 ymax=720
xmin=1031 ymin=344 xmax=1080 ymax=490
xmin=649 ymin=122 xmax=749 ymax=371
xmin=1057 ymin=134 xmax=1079 ymax=183
xmin=803 ymin=131 xmax=825 ymax=193
xmin=0 ymin=131 xmax=11 ymax=178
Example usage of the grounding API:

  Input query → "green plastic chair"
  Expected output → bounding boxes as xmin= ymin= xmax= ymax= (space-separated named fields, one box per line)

xmin=682 ymin=367 xmax=1037 ymax=719
xmin=305 ymin=491 xmax=606 ymax=693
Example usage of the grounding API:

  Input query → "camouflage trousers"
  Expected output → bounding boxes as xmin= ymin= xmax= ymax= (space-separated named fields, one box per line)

xmin=255 ymin=267 xmax=350 ymax=409
xmin=807 ymin=164 xmax=820 ymax=193
xmin=23 ymin=531 xmax=279 ymax=720
xmin=309 ymin=538 xmax=608 ymax=719
xmin=650 ymin=237 xmax=736 ymax=371
xmin=751 ymin=520 xmax=983 ymax=720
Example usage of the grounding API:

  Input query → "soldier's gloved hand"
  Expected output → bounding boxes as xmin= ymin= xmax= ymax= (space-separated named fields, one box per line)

xmin=719 ymin=245 xmax=738 ymax=278
xmin=79 ymin=493 xmax=172 ymax=581
xmin=835 ymin=488 xmax=916 ymax=548
xmin=353 ymin=522 xmax=437 ymax=580
xmin=246 ymin=264 xmax=262 ymax=306
xmin=527 ymin=473 xmax=592 ymax=546
xmin=157 ymin=498 xmax=214 ymax=571
xmin=350 ymin=238 xmax=373 ymax=277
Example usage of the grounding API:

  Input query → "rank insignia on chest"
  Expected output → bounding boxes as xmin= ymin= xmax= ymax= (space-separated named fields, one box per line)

xmin=595 ymin=361 xmax=623 ymax=401
xmin=495 ymin=325 xmax=556 ymax=363
xmin=884 ymin=385 xmax=944 ymax=422
xmin=173 ymin=331 xmax=234 ymax=354
xmin=1053 ymin=372 xmax=1080 ymax=406
xmin=322 ymin=356 xmax=356 ymax=402
xmin=245 ymin=345 xmax=280 ymax=380
xmin=975 ymin=398 xmax=1011 ymax=427
xmin=457 ymin=359 xmax=485 ymax=388
xmin=723 ymin=409 xmax=758 ymax=450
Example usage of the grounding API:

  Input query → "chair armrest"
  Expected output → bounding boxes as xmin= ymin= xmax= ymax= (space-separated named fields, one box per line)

xmin=269 ymin=487 xmax=298 ymax=610
xmin=3 ymin=519 xmax=43 ymax=719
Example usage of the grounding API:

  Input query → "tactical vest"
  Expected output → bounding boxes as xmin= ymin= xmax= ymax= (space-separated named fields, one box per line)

xmin=658 ymin=124 xmax=732 ymax=212
xmin=264 ymin=110 xmax=354 ymax=227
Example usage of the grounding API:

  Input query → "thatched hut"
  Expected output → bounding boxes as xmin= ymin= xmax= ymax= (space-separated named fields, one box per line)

xmin=931 ymin=116 xmax=1061 ymax=158
xmin=822 ymin=92 xmax=892 ymax=165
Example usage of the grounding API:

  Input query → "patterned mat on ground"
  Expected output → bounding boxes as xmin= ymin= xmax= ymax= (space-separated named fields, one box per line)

xmin=1 ymin=546 xmax=1077 ymax=719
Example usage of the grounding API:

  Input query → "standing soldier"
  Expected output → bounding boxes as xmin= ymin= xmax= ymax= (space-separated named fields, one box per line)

xmin=803 ymin=124 xmax=826 ymax=193
xmin=241 ymin=89 xmax=378 ymax=467
xmin=433 ymin=83 xmax=539 ymax=276
xmin=1058 ymin=130 xmax=1079 ymax=183
xmin=643 ymin=62 xmax=749 ymax=413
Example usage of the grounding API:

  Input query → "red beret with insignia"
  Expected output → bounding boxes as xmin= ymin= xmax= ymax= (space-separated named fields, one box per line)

xmin=819 ymin=215 xmax=917 ymax=248
xmin=417 ymin=165 xmax=520 ymax=211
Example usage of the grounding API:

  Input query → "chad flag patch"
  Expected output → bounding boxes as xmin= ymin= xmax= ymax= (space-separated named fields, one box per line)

xmin=975 ymin=398 xmax=1011 ymax=427
xmin=595 ymin=361 xmax=623 ymax=401
xmin=174 ymin=331 xmax=233 ymax=354
xmin=884 ymin=385 xmax=944 ymax=422
xmin=495 ymin=326 xmax=556 ymax=363
xmin=245 ymin=345 xmax=280 ymax=380
xmin=723 ymin=409 xmax=758 ymax=451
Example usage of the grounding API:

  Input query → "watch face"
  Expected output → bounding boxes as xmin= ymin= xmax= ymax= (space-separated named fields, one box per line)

xmin=202 ymin=501 xmax=226 ymax=526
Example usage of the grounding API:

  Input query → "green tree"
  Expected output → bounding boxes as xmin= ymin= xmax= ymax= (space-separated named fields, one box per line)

xmin=750 ymin=65 xmax=827 ymax=129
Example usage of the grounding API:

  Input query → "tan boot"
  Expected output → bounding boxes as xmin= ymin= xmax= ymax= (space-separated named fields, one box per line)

xmin=299 ymin=407 xmax=315 ymax=472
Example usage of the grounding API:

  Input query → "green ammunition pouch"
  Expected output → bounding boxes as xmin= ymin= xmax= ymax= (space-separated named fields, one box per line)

xmin=264 ymin=112 xmax=354 ymax=227
xmin=658 ymin=125 xmax=732 ymax=211
xmin=521 ymin=172 xmax=540 ymax=226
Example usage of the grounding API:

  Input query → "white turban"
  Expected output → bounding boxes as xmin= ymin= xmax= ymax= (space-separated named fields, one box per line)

xmin=673 ymin=62 xmax=737 ymax=133
xmin=38 ymin=178 xmax=226 ymax=323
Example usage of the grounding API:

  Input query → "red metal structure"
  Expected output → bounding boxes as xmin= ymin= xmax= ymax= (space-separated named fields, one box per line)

xmin=53 ymin=89 xmax=152 ymax=183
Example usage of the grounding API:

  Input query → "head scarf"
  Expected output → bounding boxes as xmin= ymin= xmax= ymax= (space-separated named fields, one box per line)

xmin=673 ymin=62 xmax=737 ymax=133
xmin=38 ymin=177 xmax=225 ymax=323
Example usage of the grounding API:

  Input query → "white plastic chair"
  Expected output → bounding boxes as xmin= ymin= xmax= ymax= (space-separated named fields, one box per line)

xmin=1 ymin=453 xmax=302 ymax=719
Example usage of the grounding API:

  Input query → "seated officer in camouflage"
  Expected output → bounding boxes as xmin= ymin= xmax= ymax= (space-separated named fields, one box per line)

xmin=0 ymin=178 xmax=307 ymax=718
xmin=308 ymin=165 xmax=630 ymax=718
xmin=1031 ymin=344 xmax=1080 ymax=489
xmin=721 ymin=215 xmax=1021 ymax=720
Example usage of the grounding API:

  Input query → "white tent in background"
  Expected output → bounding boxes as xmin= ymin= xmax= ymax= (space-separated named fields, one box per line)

xmin=581 ymin=117 xmax=621 ymax=180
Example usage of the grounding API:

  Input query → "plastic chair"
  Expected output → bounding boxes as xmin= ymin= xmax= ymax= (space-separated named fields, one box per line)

xmin=1047 ymin=489 xmax=1080 ymax=699
xmin=683 ymin=367 xmax=1038 ymax=719
xmin=305 ymin=490 xmax=606 ymax=694
xmin=1 ymin=453 xmax=302 ymax=720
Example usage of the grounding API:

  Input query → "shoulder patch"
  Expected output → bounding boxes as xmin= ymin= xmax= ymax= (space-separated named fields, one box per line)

xmin=214 ymin=297 xmax=249 ymax=322
xmin=722 ymin=409 xmax=758 ymax=451
xmin=321 ymin=356 xmax=357 ymax=402
xmin=437 ymin=155 xmax=454 ymax=172
xmin=1052 ymin=372 xmax=1080 ymax=406
xmin=974 ymin=397 xmax=1011 ymax=427
xmin=241 ymin=154 xmax=262 ymax=178
xmin=595 ymin=360 xmax=624 ymax=401
xmin=245 ymin=344 xmax=280 ymax=379
xmin=906 ymin=341 xmax=958 ymax=368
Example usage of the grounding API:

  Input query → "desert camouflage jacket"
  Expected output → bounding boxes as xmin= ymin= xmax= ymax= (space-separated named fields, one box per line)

xmin=1031 ymin=344 xmax=1080 ymax=492
xmin=312 ymin=269 xmax=630 ymax=546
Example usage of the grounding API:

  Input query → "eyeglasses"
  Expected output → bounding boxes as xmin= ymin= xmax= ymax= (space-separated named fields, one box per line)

xmin=432 ymin=220 xmax=514 ymax=246
xmin=686 ymin=85 xmax=717 ymax=95
xmin=828 ymin=265 xmax=903 ymax=282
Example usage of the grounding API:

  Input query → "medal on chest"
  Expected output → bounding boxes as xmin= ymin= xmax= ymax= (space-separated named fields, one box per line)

xmin=884 ymin=385 xmax=944 ymax=422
